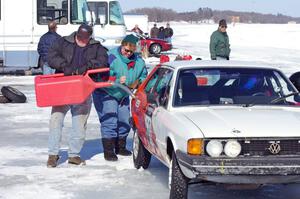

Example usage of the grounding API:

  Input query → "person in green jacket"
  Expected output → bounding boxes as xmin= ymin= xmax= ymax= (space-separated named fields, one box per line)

xmin=210 ymin=19 xmax=231 ymax=60
xmin=93 ymin=34 xmax=148 ymax=161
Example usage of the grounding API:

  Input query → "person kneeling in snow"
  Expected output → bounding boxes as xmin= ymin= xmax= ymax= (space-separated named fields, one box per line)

xmin=93 ymin=34 xmax=148 ymax=161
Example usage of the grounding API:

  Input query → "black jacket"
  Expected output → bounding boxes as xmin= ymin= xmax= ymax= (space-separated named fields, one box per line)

xmin=164 ymin=27 xmax=173 ymax=38
xmin=48 ymin=32 xmax=108 ymax=75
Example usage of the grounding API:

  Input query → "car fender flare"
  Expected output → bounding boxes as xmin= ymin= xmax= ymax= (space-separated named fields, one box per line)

xmin=166 ymin=134 xmax=178 ymax=161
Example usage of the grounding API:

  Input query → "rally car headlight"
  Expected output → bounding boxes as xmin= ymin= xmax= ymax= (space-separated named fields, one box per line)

xmin=206 ymin=140 xmax=223 ymax=157
xmin=224 ymin=140 xmax=241 ymax=158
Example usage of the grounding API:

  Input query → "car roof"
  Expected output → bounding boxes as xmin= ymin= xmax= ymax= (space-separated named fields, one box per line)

xmin=161 ymin=60 xmax=279 ymax=71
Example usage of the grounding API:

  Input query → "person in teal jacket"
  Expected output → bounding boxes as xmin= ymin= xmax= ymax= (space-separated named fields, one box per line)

xmin=210 ymin=19 xmax=231 ymax=60
xmin=93 ymin=34 xmax=148 ymax=161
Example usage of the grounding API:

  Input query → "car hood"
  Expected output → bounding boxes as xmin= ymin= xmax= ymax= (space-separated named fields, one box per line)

xmin=180 ymin=106 xmax=300 ymax=138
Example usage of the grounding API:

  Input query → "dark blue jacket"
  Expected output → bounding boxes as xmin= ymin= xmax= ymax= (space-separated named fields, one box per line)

xmin=37 ymin=31 xmax=61 ymax=63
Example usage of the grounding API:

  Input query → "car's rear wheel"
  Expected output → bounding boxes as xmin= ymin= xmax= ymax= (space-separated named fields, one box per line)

xmin=149 ymin=43 xmax=162 ymax=55
xmin=169 ymin=152 xmax=189 ymax=199
xmin=133 ymin=129 xmax=152 ymax=169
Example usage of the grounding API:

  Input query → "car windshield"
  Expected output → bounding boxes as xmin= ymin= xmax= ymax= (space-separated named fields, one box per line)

xmin=173 ymin=67 xmax=300 ymax=107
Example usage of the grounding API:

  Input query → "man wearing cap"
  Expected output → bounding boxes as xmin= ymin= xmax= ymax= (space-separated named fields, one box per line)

xmin=46 ymin=24 xmax=108 ymax=167
xmin=150 ymin=23 xmax=159 ymax=38
xmin=209 ymin=19 xmax=231 ymax=60
xmin=93 ymin=34 xmax=148 ymax=161
xmin=164 ymin=23 xmax=173 ymax=43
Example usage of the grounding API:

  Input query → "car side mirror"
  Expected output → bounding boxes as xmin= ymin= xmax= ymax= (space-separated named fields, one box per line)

xmin=147 ymin=93 xmax=158 ymax=105
xmin=159 ymin=96 xmax=168 ymax=107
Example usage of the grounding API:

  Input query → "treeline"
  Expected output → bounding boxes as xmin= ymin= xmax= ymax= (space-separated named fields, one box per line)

xmin=125 ymin=7 xmax=300 ymax=24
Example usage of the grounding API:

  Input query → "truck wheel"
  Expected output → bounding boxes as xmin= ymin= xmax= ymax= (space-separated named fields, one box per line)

xmin=133 ymin=129 xmax=152 ymax=169
xmin=149 ymin=43 xmax=162 ymax=55
xmin=0 ymin=95 xmax=10 ymax=103
xmin=169 ymin=152 xmax=189 ymax=199
xmin=1 ymin=86 xmax=27 ymax=103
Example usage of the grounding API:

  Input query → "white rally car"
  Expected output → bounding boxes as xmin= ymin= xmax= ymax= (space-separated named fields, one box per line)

xmin=131 ymin=60 xmax=300 ymax=199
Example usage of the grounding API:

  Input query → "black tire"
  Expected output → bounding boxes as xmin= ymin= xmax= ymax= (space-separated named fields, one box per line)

xmin=133 ymin=129 xmax=152 ymax=169
xmin=0 ymin=95 xmax=10 ymax=103
xmin=169 ymin=152 xmax=189 ymax=199
xmin=1 ymin=86 xmax=27 ymax=103
xmin=149 ymin=43 xmax=162 ymax=55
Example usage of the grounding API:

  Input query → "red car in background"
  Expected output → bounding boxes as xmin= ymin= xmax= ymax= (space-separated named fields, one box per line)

xmin=136 ymin=33 xmax=172 ymax=55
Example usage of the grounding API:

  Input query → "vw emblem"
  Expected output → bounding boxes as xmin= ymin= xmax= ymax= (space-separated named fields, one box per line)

xmin=268 ymin=143 xmax=281 ymax=154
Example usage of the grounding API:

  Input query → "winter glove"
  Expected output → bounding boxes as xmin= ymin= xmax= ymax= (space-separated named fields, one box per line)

xmin=77 ymin=65 xmax=88 ymax=75
xmin=128 ymin=79 xmax=140 ymax=90
xmin=63 ymin=67 xmax=73 ymax=76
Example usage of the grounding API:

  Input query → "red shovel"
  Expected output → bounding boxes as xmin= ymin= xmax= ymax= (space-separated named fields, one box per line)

xmin=35 ymin=68 xmax=113 ymax=107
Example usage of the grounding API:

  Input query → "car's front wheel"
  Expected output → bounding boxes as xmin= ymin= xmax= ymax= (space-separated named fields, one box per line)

xmin=149 ymin=43 xmax=162 ymax=55
xmin=133 ymin=129 xmax=152 ymax=169
xmin=169 ymin=152 xmax=189 ymax=199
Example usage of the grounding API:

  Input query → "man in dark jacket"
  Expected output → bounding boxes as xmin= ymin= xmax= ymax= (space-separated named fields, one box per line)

xmin=46 ymin=24 xmax=108 ymax=168
xmin=37 ymin=21 xmax=61 ymax=74
xmin=209 ymin=19 xmax=231 ymax=60
xmin=164 ymin=23 xmax=173 ymax=43
xmin=150 ymin=23 xmax=159 ymax=38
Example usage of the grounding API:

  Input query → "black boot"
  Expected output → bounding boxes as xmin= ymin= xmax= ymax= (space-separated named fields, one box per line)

xmin=102 ymin=138 xmax=118 ymax=161
xmin=116 ymin=137 xmax=132 ymax=156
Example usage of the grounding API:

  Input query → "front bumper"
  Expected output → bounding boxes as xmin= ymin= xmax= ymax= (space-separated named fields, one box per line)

xmin=176 ymin=150 xmax=300 ymax=184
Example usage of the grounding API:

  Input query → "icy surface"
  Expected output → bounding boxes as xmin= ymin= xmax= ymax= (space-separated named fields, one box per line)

xmin=1 ymin=24 xmax=300 ymax=199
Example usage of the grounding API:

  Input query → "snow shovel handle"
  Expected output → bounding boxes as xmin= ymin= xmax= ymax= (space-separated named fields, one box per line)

xmin=112 ymin=82 xmax=136 ymax=99
xmin=85 ymin=68 xmax=135 ymax=99
xmin=85 ymin=68 xmax=110 ymax=76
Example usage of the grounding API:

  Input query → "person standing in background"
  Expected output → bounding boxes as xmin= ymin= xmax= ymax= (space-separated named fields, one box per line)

xmin=46 ymin=24 xmax=108 ymax=168
xmin=164 ymin=23 xmax=173 ymax=43
xmin=209 ymin=19 xmax=231 ymax=60
xmin=93 ymin=34 xmax=148 ymax=162
xmin=150 ymin=23 xmax=159 ymax=38
xmin=37 ymin=21 xmax=61 ymax=74
xmin=158 ymin=26 xmax=165 ymax=40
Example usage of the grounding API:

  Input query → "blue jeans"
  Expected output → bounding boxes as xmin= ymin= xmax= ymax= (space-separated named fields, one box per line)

xmin=48 ymin=97 xmax=92 ymax=157
xmin=43 ymin=62 xmax=55 ymax=75
xmin=92 ymin=89 xmax=130 ymax=139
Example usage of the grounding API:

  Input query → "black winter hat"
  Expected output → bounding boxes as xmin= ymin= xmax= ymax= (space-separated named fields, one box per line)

xmin=77 ymin=24 xmax=93 ymax=40
xmin=219 ymin=19 xmax=227 ymax=26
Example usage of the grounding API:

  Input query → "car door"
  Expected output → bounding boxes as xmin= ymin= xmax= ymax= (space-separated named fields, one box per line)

xmin=150 ymin=69 xmax=173 ymax=160
xmin=143 ymin=68 xmax=173 ymax=157
xmin=132 ymin=67 xmax=172 ymax=156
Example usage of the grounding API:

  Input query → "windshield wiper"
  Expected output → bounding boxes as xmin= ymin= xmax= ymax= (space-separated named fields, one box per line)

xmin=270 ymin=92 xmax=299 ymax=104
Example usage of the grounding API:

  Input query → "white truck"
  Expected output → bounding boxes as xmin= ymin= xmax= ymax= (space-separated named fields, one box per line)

xmin=0 ymin=0 xmax=126 ymax=69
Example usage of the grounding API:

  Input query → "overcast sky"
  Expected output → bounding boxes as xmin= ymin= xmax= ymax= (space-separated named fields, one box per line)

xmin=118 ymin=0 xmax=300 ymax=18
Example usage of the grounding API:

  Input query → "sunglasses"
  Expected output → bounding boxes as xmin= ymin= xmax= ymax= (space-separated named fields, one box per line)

xmin=123 ymin=48 xmax=134 ymax=54
xmin=220 ymin=25 xmax=227 ymax=28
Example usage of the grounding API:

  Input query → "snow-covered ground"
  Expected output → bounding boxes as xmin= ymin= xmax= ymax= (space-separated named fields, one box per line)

xmin=1 ymin=23 xmax=300 ymax=199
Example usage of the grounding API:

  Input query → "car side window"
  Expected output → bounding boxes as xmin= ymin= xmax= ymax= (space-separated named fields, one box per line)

xmin=144 ymin=68 xmax=173 ymax=107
